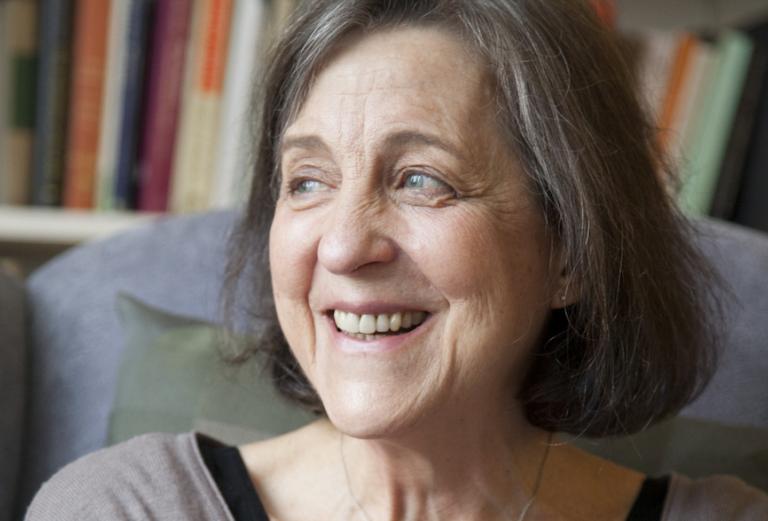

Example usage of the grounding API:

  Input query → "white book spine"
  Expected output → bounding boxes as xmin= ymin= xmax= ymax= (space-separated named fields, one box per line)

xmin=211 ymin=0 xmax=265 ymax=209
xmin=95 ymin=0 xmax=131 ymax=210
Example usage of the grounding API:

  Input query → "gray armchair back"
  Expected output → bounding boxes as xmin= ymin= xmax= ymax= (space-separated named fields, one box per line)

xmin=8 ymin=211 xmax=768 ymax=520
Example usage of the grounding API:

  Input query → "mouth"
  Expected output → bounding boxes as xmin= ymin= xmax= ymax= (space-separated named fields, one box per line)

xmin=325 ymin=309 xmax=431 ymax=342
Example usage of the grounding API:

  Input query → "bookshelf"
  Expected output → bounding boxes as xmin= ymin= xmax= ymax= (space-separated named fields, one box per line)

xmin=0 ymin=206 xmax=159 ymax=276
xmin=2 ymin=0 xmax=768 ymax=275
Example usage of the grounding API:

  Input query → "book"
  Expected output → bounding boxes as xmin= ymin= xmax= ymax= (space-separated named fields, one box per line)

xmin=1 ymin=0 xmax=38 ymax=206
xmin=29 ymin=0 xmax=74 ymax=206
xmin=665 ymin=38 xmax=720 ymax=177
xmin=679 ymin=31 xmax=754 ymax=215
xmin=633 ymin=30 xmax=679 ymax=122
xmin=62 ymin=0 xmax=111 ymax=209
xmin=0 ymin=1 xmax=7 ymax=199
xmin=710 ymin=38 xmax=768 ymax=219
xmin=170 ymin=0 xmax=233 ymax=213
xmin=113 ymin=0 xmax=156 ymax=210
xmin=657 ymin=34 xmax=696 ymax=157
xmin=95 ymin=0 xmax=131 ymax=209
xmin=211 ymin=0 xmax=265 ymax=209
xmin=733 ymin=21 xmax=768 ymax=232
xmin=136 ymin=0 xmax=194 ymax=212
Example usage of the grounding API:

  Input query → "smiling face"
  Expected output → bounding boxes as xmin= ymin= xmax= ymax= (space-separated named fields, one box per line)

xmin=269 ymin=26 xmax=564 ymax=438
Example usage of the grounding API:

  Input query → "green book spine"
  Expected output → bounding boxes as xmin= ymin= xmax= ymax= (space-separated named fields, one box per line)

xmin=679 ymin=31 xmax=754 ymax=215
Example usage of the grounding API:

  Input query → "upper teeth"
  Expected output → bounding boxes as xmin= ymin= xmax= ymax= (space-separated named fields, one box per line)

xmin=333 ymin=310 xmax=427 ymax=334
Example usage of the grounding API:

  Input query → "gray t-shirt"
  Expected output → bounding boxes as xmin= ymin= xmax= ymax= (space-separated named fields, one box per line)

xmin=25 ymin=432 xmax=768 ymax=520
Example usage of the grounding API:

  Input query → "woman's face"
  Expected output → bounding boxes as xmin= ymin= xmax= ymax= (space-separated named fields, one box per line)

xmin=270 ymin=27 xmax=564 ymax=437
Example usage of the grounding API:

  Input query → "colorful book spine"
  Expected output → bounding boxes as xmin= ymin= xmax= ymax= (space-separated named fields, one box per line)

xmin=170 ymin=0 xmax=233 ymax=213
xmin=665 ymin=36 xmax=717 ymax=168
xmin=62 ymin=0 xmax=111 ymax=209
xmin=211 ymin=0 xmax=265 ymax=209
xmin=94 ymin=0 xmax=131 ymax=210
xmin=113 ymin=0 xmax=155 ymax=210
xmin=679 ymin=31 xmax=754 ymax=215
xmin=1 ymin=0 xmax=38 ymax=206
xmin=29 ymin=0 xmax=74 ymax=206
xmin=136 ymin=0 xmax=194 ymax=212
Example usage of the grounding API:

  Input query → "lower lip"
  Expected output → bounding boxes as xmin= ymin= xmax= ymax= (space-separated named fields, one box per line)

xmin=325 ymin=313 xmax=432 ymax=354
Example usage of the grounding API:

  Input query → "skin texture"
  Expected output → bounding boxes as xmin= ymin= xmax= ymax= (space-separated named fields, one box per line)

xmin=243 ymin=27 xmax=644 ymax=521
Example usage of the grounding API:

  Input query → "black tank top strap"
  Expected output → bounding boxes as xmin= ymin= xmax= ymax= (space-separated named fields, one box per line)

xmin=625 ymin=475 xmax=671 ymax=521
xmin=197 ymin=434 xmax=270 ymax=521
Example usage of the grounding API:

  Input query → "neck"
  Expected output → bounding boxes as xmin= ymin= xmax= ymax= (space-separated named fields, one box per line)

xmin=332 ymin=401 xmax=553 ymax=521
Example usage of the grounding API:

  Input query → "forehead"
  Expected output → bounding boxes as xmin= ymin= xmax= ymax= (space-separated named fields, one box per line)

xmin=287 ymin=26 xmax=495 ymax=141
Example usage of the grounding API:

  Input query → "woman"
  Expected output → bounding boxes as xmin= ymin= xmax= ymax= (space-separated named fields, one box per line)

xmin=27 ymin=1 xmax=768 ymax=520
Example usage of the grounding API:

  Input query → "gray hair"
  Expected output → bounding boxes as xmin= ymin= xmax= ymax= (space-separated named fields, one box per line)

xmin=224 ymin=0 xmax=721 ymax=437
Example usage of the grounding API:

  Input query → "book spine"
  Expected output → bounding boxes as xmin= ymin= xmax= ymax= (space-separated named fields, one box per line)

xmin=657 ymin=33 xmax=695 ymax=155
xmin=136 ymin=0 xmax=193 ymax=212
xmin=711 ymin=44 xmax=768 ymax=219
xmin=667 ymin=37 xmax=716 ymax=167
xmin=62 ymin=0 xmax=111 ymax=209
xmin=170 ymin=0 xmax=233 ymax=213
xmin=94 ymin=0 xmax=131 ymax=210
xmin=113 ymin=0 xmax=156 ymax=210
xmin=0 ymin=1 xmax=9 ymax=202
xmin=211 ymin=0 xmax=264 ymax=209
xmin=1 ymin=0 xmax=38 ymax=206
xmin=732 ymin=23 xmax=768 ymax=232
xmin=679 ymin=31 xmax=754 ymax=215
xmin=29 ymin=0 xmax=74 ymax=206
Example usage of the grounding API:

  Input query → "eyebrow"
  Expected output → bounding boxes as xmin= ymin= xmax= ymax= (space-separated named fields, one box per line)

xmin=280 ymin=130 xmax=464 ymax=160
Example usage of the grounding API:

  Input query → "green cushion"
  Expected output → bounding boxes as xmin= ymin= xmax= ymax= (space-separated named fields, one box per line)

xmin=110 ymin=294 xmax=312 ymax=445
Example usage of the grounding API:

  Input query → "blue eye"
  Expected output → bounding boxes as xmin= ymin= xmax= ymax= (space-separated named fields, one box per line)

xmin=402 ymin=172 xmax=454 ymax=195
xmin=291 ymin=179 xmax=327 ymax=195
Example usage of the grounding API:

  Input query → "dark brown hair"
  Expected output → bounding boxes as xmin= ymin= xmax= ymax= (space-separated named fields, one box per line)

xmin=222 ymin=0 xmax=721 ymax=437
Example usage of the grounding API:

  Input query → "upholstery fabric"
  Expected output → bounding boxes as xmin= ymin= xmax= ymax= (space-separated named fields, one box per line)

xmin=684 ymin=219 xmax=768 ymax=427
xmin=15 ymin=211 xmax=768 ymax=516
xmin=0 ymin=268 xmax=26 ymax=521
xmin=17 ymin=211 xmax=239 ymax=516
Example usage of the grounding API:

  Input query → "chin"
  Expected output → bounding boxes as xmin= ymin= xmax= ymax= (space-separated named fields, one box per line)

xmin=318 ymin=380 xmax=432 ymax=440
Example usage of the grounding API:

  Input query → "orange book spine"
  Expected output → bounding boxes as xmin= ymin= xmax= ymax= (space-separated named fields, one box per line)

xmin=657 ymin=34 xmax=696 ymax=153
xmin=200 ymin=0 xmax=233 ymax=94
xmin=63 ymin=0 xmax=111 ymax=208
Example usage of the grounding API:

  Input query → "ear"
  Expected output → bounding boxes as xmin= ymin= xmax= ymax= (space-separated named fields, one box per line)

xmin=549 ymin=247 xmax=579 ymax=309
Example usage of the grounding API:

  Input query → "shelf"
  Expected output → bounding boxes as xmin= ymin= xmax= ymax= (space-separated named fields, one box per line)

xmin=0 ymin=206 xmax=160 ymax=247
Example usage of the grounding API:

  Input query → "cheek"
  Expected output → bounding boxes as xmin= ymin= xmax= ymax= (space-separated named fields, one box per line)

xmin=269 ymin=208 xmax=320 ymax=351
xmin=409 ymin=206 xmax=553 ymax=351
xmin=269 ymin=207 xmax=318 ymax=297
xmin=410 ymin=207 xmax=547 ymax=305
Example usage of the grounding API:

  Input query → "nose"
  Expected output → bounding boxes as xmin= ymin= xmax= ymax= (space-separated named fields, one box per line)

xmin=317 ymin=196 xmax=398 ymax=274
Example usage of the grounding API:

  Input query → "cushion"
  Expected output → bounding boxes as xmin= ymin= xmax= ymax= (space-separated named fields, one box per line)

xmin=112 ymin=294 xmax=312 ymax=445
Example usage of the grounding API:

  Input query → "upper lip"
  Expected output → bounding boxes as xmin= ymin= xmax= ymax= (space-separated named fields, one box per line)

xmin=321 ymin=300 xmax=431 ymax=316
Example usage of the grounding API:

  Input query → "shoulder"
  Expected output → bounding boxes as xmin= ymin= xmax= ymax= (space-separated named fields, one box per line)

xmin=25 ymin=432 xmax=228 ymax=521
xmin=664 ymin=473 xmax=768 ymax=521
